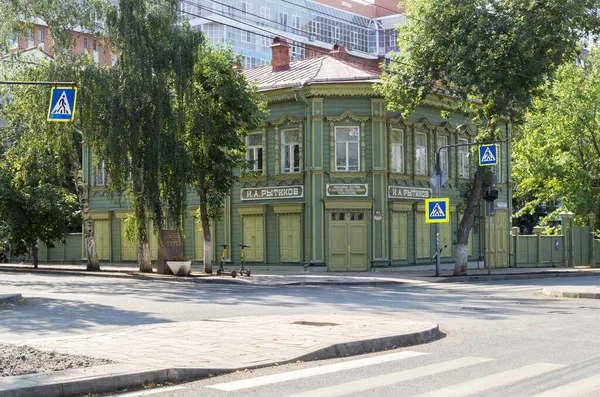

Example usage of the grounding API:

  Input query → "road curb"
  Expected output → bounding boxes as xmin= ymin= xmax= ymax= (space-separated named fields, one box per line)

xmin=541 ymin=288 xmax=600 ymax=299
xmin=0 ymin=294 xmax=21 ymax=304
xmin=0 ymin=324 xmax=440 ymax=397
xmin=436 ymin=271 xmax=600 ymax=283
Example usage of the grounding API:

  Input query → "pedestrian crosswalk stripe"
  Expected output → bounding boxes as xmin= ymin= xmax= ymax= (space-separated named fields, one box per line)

xmin=117 ymin=386 xmax=186 ymax=396
xmin=529 ymin=373 xmax=600 ymax=397
xmin=412 ymin=363 xmax=566 ymax=397
xmin=280 ymin=356 xmax=492 ymax=397
xmin=208 ymin=350 xmax=427 ymax=391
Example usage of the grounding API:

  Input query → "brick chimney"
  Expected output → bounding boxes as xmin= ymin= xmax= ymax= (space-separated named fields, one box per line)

xmin=330 ymin=43 xmax=351 ymax=61
xmin=270 ymin=37 xmax=291 ymax=72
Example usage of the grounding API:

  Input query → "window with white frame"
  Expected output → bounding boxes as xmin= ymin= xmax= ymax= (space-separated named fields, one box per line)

xmin=352 ymin=32 xmax=358 ymax=46
xmin=437 ymin=136 xmax=448 ymax=175
xmin=281 ymin=129 xmax=300 ymax=173
xmin=415 ymin=132 xmax=428 ymax=176
xmin=96 ymin=160 xmax=107 ymax=186
xmin=458 ymin=138 xmax=469 ymax=178
xmin=38 ymin=28 xmax=44 ymax=42
xmin=241 ymin=2 xmax=249 ymax=15
xmin=260 ymin=7 xmax=271 ymax=20
xmin=279 ymin=12 xmax=288 ymax=27
xmin=390 ymin=128 xmax=404 ymax=173
xmin=335 ymin=126 xmax=360 ymax=172
xmin=332 ymin=26 xmax=340 ymax=41
xmin=292 ymin=15 xmax=300 ymax=29
xmin=246 ymin=132 xmax=263 ymax=172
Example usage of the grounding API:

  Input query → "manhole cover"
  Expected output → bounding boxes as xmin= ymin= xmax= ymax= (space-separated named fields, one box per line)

xmin=292 ymin=321 xmax=339 ymax=327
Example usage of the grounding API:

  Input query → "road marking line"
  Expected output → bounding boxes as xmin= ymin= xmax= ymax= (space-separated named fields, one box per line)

xmin=116 ymin=386 xmax=186 ymax=396
xmin=529 ymin=374 xmax=600 ymax=397
xmin=208 ymin=350 xmax=427 ymax=391
xmin=413 ymin=363 xmax=566 ymax=396
xmin=279 ymin=356 xmax=492 ymax=397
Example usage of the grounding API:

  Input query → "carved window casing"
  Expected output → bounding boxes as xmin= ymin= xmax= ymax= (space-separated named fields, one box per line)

xmin=246 ymin=132 xmax=263 ymax=173
xmin=390 ymin=128 xmax=404 ymax=174
xmin=334 ymin=126 xmax=360 ymax=172
xmin=415 ymin=132 xmax=428 ymax=176
xmin=458 ymin=138 xmax=469 ymax=178
xmin=437 ymin=135 xmax=449 ymax=175
xmin=95 ymin=160 xmax=107 ymax=186
xmin=281 ymin=128 xmax=300 ymax=174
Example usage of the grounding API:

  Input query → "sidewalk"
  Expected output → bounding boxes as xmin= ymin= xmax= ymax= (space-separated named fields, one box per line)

xmin=0 ymin=314 xmax=439 ymax=397
xmin=1 ymin=261 xmax=600 ymax=286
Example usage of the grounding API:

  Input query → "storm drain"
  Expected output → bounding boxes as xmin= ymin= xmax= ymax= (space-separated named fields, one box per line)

xmin=548 ymin=310 xmax=574 ymax=314
xmin=292 ymin=321 xmax=340 ymax=327
xmin=461 ymin=307 xmax=490 ymax=311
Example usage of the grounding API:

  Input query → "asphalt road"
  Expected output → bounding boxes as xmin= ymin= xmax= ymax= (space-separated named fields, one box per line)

xmin=2 ymin=273 xmax=600 ymax=396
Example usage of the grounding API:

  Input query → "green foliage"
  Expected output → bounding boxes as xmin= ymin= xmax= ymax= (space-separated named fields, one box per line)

xmin=0 ymin=143 xmax=79 ymax=259
xmin=513 ymin=48 xmax=600 ymax=228
xmin=168 ymin=256 xmax=188 ymax=261
xmin=183 ymin=43 xmax=267 ymax=221
xmin=85 ymin=0 xmax=204 ymax=241
xmin=379 ymin=0 xmax=599 ymax=132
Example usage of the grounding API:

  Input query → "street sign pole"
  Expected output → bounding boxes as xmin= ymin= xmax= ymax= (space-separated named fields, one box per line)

xmin=435 ymin=151 xmax=441 ymax=277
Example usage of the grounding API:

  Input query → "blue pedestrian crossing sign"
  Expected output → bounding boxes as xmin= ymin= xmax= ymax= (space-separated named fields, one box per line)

xmin=425 ymin=198 xmax=450 ymax=223
xmin=478 ymin=144 xmax=498 ymax=166
xmin=47 ymin=86 xmax=77 ymax=122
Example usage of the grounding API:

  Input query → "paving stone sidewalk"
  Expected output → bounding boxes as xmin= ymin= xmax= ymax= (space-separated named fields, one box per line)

xmin=0 ymin=314 xmax=439 ymax=397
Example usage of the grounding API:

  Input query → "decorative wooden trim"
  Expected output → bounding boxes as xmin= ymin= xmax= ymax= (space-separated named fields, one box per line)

xmin=328 ymin=172 xmax=368 ymax=179
xmin=275 ymin=125 xmax=280 ymax=175
xmin=274 ymin=173 xmax=305 ymax=182
xmin=325 ymin=110 xmax=370 ymax=123
xmin=114 ymin=210 xmax=133 ymax=219
xmin=261 ymin=127 xmax=267 ymax=176
xmin=269 ymin=113 xmax=305 ymax=126
xmin=240 ymin=175 xmax=268 ymax=183
xmin=272 ymin=203 xmax=304 ymax=214
xmin=90 ymin=211 xmax=111 ymax=220
xmin=390 ymin=202 xmax=414 ymax=212
xmin=360 ymin=121 xmax=366 ymax=173
xmin=237 ymin=205 xmax=266 ymax=216
xmin=324 ymin=199 xmax=373 ymax=211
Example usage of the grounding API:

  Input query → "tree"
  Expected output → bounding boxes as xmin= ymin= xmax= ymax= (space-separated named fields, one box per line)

xmin=0 ymin=135 xmax=79 ymax=268
xmin=0 ymin=1 xmax=108 ymax=270
xmin=183 ymin=45 xmax=266 ymax=274
xmin=83 ymin=0 xmax=202 ymax=272
xmin=379 ymin=0 xmax=600 ymax=275
xmin=513 ymin=48 xmax=600 ymax=228
xmin=0 ymin=54 xmax=105 ymax=271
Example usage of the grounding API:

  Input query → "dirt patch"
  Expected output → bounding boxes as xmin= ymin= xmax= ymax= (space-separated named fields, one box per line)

xmin=1 ymin=343 xmax=114 ymax=377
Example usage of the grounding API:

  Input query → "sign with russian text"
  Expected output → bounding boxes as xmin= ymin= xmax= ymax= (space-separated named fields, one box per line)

xmin=326 ymin=184 xmax=368 ymax=197
xmin=388 ymin=186 xmax=431 ymax=200
xmin=241 ymin=186 xmax=303 ymax=200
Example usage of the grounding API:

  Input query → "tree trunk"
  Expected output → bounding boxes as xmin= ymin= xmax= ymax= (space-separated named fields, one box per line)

xmin=32 ymin=245 xmax=38 ymax=269
xmin=454 ymin=164 xmax=486 ymax=276
xmin=199 ymin=188 xmax=213 ymax=274
xmin=132 ymin=170 xmax=153 ymax=273
xmin=68 ymin=132 xmax=100 ymax=271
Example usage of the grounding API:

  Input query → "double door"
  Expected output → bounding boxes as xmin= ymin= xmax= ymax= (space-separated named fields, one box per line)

xmin=329 ymin=212 xmax=367 ymax=272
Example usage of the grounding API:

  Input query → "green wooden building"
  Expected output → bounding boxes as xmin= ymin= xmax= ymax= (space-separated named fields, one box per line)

xmin=82 ymin=38 xmax=512 ymax=272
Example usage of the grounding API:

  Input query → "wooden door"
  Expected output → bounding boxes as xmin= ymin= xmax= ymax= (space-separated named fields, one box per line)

xmin=280 ymin=215 xmax=301 ymax=262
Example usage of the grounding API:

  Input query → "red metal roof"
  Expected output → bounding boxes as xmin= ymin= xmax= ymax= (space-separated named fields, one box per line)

xmin=242 ymin=56 xmax=381 ymax=92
